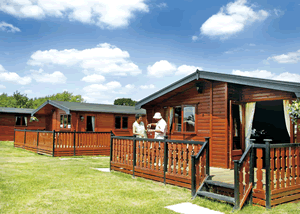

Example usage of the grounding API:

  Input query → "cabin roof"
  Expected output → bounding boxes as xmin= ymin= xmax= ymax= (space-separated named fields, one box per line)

xmin=135 ymin=70 xmax=300 ymax=109
xmin=0 ymin=107 xmax=33 ymax=114
xmin=32 ymin=100 xmax=146 ymax=116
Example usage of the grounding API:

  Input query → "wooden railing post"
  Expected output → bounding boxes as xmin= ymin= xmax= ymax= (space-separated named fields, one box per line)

xmin=13 ymin=129 xmax=15 ymax=145
xmin=37 ymin=130 xmax=39 ymax=154
xmin=234 ymin=160 xmax=240 ymax=210
xmin=52 ymin=130 xmax=55 ymax=157
xmin=109 ymin=131 xmax=114 ymax=171
xmin=23 ymin=129 xmax=26 ymax=149
xmin=164 ymin=136 xmax=168 ymax=185
xmin=191 ymin=155 xmax=196 ymax=196
xmin=133 ymin=135 xmax=137 ymax=178
xmin=204 ymin=137 xmax=210 ymax=176
xmin=249 ymin=139 xmax=255 ymax=206
xmin=264 ymin=139 xmax=272 ymax=209
xmin=73 ymin=130 xmax=76 ymax=156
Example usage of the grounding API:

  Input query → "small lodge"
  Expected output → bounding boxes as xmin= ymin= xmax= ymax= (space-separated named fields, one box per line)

xmin=135 ymin=70 xmax=300 ymax=169
xmin=31 ymin=100 xmax=146 ymax=136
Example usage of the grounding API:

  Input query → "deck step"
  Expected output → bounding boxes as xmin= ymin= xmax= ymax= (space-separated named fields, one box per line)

xmin=204 ymin=180 xmax=234 ymax=190
xmin=197 ymin=191 xmax=235 ymax=204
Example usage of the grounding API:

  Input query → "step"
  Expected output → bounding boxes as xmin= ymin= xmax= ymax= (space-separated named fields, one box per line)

xmin=197 ymin=191 xmax=235 ymax=204
xmin=204 ymin=180 xmax=234 ymax=190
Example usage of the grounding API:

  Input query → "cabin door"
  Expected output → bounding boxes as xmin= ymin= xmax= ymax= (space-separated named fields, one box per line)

xmin=86 ymin=116 xmax=95 ymax=132
xmin=229 ymin=101 xmax=245 ymax=168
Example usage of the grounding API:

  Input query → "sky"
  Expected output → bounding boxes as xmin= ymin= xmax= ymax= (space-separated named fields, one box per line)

xmin=0 ymin=0 xmax=300 ymax=104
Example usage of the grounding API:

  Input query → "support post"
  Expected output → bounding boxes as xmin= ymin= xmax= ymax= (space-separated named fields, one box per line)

xmin=37 ymin=130 xmax=39 ymax=154
xmin=73 ymin=130 xmax=76 ymax=156
xmin=164 ymin=136 xmax=168 ymax=185
xmin=133 ymin=135 xmax=137 ymax=178
xmin=23 ymin=129 xmax=26 ymax=149
xmin=249 ymin=139 xmax=255 ymax=206
xmin=52 ymin=130 xmax=56 ymax=157
xmin=264 ymin=139 xmax=272 ymax=209
xmin=234 ymin=160 xmax=240 ymax=210
xmin=13 ymin=129 xmax=15 ymax=145
xmin=204 ymin=137 xmax=210 ymax=176
xmin=109 ymin=131 xmax=114 ymax=171
xmin=191 ymin=155 xmax=196 ymax=196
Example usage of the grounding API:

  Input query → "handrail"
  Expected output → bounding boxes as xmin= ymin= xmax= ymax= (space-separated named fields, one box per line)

xmin=14 ymin=129 xmax=52 ymax=133
xmin=270 ymin=143 xmax=300 ymax=148
xmin=238 ymin=144 xmax=252 ymax=164
xmin=194 ymin=140 xmax=208 ymax=159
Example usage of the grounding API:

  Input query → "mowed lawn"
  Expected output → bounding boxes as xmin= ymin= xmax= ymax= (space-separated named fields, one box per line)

xmin=0 ymin=141 xmax=299 ymax=214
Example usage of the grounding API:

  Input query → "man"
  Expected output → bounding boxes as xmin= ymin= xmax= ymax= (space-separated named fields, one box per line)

xmin=147 ymin=112 xmax=167 ymax=139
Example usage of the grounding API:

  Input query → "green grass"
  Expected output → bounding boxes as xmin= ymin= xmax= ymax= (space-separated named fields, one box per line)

xmin=0 ymin=141 xmax=299 ymax=214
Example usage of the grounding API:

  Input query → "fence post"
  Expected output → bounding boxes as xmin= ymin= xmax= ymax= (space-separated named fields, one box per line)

xmin=249 ymin=139 xmax=255 ymax=206
xmin=234 ymin=160 xmax=240 ymax=210
xmin=109 ymin=131 xmax=114 ymax=171
xmin=264 ymin=139 xmax=272 ymax=209
xmin=52 ymin=130 xmax=56 ymax=157
xmin=23 ymin=129 xmax=26 ymax=149
xmin=73 ymin=130 xmax=76 ymax=156
xmin=133 ymin=135 xmax=137 ymax=178
xmin=13 ymin=129 xmax=15 ymax=145
xmin=191 ymin=155 xmax=196 ymax=196
xmin=164 ymin=136 xmax=168 ymax=185
xmin=204 ymin=137 xmax=210 ymax=176
xmin=37 ymin=130 xmax=39 ymax=154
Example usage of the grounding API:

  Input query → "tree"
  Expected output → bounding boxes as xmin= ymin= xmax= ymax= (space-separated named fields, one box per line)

xmin=11 ymin=91 xmax=34 ymax=108
xmin=114 ymin=98 xmax=137 ymax=106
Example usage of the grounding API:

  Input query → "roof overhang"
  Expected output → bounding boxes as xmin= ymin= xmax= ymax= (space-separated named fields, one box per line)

xmin=31 ymin=100 xmax=70 ymax=116
xmin=135 ymin=70 xmax=300 ymax=109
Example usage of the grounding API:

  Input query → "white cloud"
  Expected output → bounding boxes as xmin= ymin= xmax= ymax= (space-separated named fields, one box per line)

xmin=83 ymin=81 xmax=122 ymax=93
xmin=140 ymin=84 xmax=155 ymax=89
xmin=267 ymin=50 xmax=300 ymax=64
xmin=28 ymin=43 xmax=141 ymax=76
xmin=192 ymin=36 xmax=198 ymax=41
xmin=81 ymin=74 xmax=105 ymax=83
xmin=147 ymin=60 xmax=177 ymax=77
xmin=200 ymin=0 xmax=269 ymax=39
xmin=0 ymin=64 xmax=31 ymax=85
xmin=0 ymin=84 xmax=6 ymax=89
xmin=232 ymin=70 xmax=300 ymax=83
xmin=125 ymin=84 xmax=135 ymax=89
xmin=0 ymin=21 xmax=21 ymax=33
xmin=30 ymin=69 xmax=67 ymax=84
xmin=175 ymin=65 xmax=202 ymax=76
xmin=0 ymin=0 xmax=149 ymax=29
xmin=24 ymin=89 xmax=32 ymax=94
xmin=157 ymin=3 xmax=167 ymax=8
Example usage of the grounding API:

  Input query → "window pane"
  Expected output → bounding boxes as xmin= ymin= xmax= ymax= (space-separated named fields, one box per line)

xmin=22 ymin=117 xmax=26 ymax=126
xmin=174 ymin=106 xmax=182 ymax=132
xmin=183 ymin=106 xmax=195 ymax=132
xmin=68 ymin=115 xmax=71 ymax=127
xmin=115 ymin=116 xmax=121 ymax=129
xmin=60 ymin=115 xmax=63 ymax=126
xmin=64 ymin=115 xmax=67 ymax=128
xmin=164 ymin=107 xmax=168 ymax=124
xmin=16 ymin=116 xmax=21 ymax=126
xmin=122 ymin=117 xmax=128 ymax=129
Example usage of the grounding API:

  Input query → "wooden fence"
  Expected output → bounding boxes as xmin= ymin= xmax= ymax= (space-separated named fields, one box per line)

xmin=14 ymin=129 xmax=112 ymax=157
xmin=110 ymin=135 xmax=208 ymax=189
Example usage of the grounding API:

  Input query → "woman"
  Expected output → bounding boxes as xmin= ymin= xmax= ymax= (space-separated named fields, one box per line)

xmin=132 ymin=114 xmax=146 ymax=138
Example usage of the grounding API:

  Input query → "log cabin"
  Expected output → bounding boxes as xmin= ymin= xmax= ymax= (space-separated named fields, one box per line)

xmin=31 ymin=100 xmax=146 ymax=136
xmin=135 ymin=70 xmax=300 ymax=169
xmin=0 ymin=107 xmax=46 ymax=141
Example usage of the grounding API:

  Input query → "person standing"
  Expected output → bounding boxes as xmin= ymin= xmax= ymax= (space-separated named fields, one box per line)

xmin=132 ymin=114 xmax=146 ymax=138
xmin=147 ymin=112 xmax=167 ymax=139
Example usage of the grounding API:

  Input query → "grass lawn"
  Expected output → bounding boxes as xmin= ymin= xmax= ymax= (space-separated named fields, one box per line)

xmin=0 ymin=141 xmax=299 ymax=214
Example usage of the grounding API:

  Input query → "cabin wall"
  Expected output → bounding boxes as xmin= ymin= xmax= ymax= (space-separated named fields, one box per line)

xmin=0 ymin=113 xmax=46 ymax=141
xmin=143 ymin=80 xmax=229 ymax=168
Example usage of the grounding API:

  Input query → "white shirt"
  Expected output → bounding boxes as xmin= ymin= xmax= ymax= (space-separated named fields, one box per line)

xmin=154 ymin=118 xmax=167 ymax=139
xmin=133 ymin=121 xmax=145 ymax=138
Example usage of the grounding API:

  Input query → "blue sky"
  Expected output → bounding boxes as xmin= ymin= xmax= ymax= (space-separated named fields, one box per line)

xmin=0 ymin=0 xmax=300 ymax=104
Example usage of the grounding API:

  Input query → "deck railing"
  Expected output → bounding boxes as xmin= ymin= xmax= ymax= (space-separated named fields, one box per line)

xmin=110 ymin=135 xmax=207 ymax=189
xmin=14 ymin=129 xmax=112 ymax=157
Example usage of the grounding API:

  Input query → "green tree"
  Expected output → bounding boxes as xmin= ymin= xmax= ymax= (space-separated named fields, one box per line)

xmin=0 ymin=93 xmax=14 ymax=107
xmin=114 ymin=98 xmax=137 ymax=106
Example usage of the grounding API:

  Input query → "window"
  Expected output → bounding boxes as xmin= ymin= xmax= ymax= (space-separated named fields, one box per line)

xmin=115 ymin=116 xmax=128 ymax=129
xmin=60 ymin=115 xmax=71 ymax=129
xmin=15 ymin=116 xmax=27 ymax=126
xmin=172 ymin=105 xmax=196 ymax=134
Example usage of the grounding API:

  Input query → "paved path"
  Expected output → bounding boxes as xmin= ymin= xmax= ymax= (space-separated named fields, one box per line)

xmin=165 ymin=202 xmax=224 ymax=214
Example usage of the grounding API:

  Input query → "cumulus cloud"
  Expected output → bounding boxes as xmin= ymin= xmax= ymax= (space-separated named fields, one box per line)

xmin=0 ymin=21 xmax=21 ymax=33
xmin=30 ymin=69 xmax=67 ymax=84
xmin=201 ymin=0 xmax=268 ymax=39
xmin=0 ymin=64 xmax=31 ymax=85
xmin=81 ymin=74 xmax=105 ymax=83
xmin=0 ymin=0 xmax=149 ymax=29
xmin=140 ymin=84 xmax=155 ymax=89
xmin=28 ymin=43 xmax=141 ymax=76
xmin=125 ymin=84 xmax=135 ymax=89
xmin=83 ymin=81 xmax=122 ymax=94
xmin=232 ymin=70 xmax=300 ymax=83
xmin=147 ymin=60 xmax=202 ymax=77
xmin=0 ymin=84 xmax=6 ymax=89
xmin=267 ymin=50 xmax=300 ymax=64
xmin=192 ymin=36 xmax=198 ymax=41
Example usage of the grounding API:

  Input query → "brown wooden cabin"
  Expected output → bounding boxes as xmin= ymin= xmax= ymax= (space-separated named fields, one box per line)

xmin=31 ymin=100 xmax=146 ymax=136
xmin=135 ymin=70 xmax=300 ymax=169
xmin=0 ymin=107 xmax=46 ymax=141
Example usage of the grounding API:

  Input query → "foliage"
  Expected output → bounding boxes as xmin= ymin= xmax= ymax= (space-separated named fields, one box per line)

xmin=0 ymin=91 xmax=85 ymax=109
xmin=287 ymin=99 xmax=300 ymax=124
xmin=114 ymin=98 xmax=137 ymax=106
